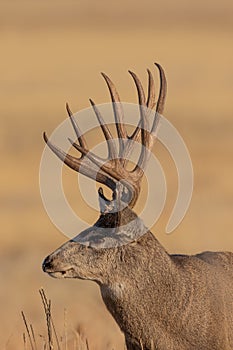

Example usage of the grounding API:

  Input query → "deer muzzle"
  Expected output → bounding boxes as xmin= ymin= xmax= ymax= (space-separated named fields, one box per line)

xmin=42 ymin=254 xmax=75 ymax=278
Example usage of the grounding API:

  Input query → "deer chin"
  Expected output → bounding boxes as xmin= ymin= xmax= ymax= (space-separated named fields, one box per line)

xmin=48 ymin=267 xmax=76 ymax=279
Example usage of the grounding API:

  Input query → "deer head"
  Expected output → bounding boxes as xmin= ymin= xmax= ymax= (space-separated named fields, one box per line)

xmin=42 ymin=63 xmax=167 ymax=283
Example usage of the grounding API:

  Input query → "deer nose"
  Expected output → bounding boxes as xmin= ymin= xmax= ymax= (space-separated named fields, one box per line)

xmin=42 ymin=256 xmax=54 ymax=272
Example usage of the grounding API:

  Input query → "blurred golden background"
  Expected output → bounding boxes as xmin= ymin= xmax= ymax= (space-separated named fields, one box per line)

xmin=1 ymin=0 xmax=233 ymax=348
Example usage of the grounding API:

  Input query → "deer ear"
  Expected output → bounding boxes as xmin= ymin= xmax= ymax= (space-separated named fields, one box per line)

xmin=98 ymin=187 xmax=114 ymax=214
xmin=112 ymin=182 xmax=131 ymax=205
xmin=98 ymin=184 xmax=129 ymax=215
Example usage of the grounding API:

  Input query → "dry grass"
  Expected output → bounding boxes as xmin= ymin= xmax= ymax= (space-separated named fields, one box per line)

xmin=21 ymin=289 xmax=93 ymax=350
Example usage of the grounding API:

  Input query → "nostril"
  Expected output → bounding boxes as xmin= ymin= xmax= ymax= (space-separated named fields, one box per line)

xmin=42 ymin=256 xmax=53 ymax=272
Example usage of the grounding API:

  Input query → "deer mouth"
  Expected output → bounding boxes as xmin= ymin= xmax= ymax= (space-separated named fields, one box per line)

xmin=47 ymin=267 xmax=75 ymax=279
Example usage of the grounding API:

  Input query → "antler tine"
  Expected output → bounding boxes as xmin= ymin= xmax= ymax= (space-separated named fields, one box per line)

xmin=43 ymin=132 xmax=116 ymax=190
xmin=122 ymin=71 xmax=148 ymax=165
xmin=131 ymin=125 xmax=152 ymax=178
xmin=127 ymin=70 xmax=150 ymax=171
xmin=89 ymin=99 xmax=118 ymax=161
xmin=146 ymin=69 xmax=156 ymax=110
xmin=101 ymin=72 xmax=127 ymax=155
xmin=66 ymin=103 xmax=87 ymax=149
xmin=128 ymin=70 xmax=146 ymax=106
xmin=126 ymin=69 xmax=154 ymax=149
xmin=132 ymin=130 xmax=153 ymax=178
xmin=151 ymin=63 xmax=167 ymax=134
xmin=154 ymin=63 xmax=167 ymax=114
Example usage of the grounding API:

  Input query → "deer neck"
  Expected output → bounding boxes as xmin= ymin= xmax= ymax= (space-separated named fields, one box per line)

xmin=99 ymin=231 xmax=180 ymax=334
xmin=100 ymin=230 xmax=174 ymax=287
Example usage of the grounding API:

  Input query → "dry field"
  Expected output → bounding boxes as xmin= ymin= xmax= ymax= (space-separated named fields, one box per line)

xmin=1 ymin=0 xmax=233 ymax=349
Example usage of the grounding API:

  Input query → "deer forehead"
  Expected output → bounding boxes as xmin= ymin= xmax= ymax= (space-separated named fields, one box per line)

xmin=72 ymin=217 xmax=147 ymax=248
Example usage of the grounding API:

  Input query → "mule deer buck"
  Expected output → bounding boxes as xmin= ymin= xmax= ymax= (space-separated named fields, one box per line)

xmin=42 ymin=63 xmax=233 ymax=349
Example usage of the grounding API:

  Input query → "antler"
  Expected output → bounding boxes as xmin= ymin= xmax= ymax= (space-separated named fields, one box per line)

xmin=43 ymin=63 xmax=167 ymax=208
